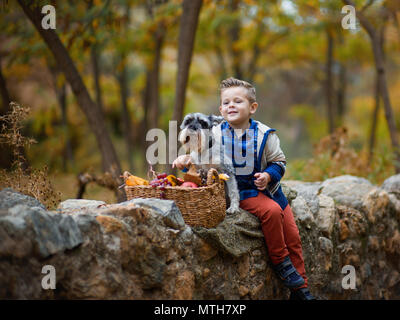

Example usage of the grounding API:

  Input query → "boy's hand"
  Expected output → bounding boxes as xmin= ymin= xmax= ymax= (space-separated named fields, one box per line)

xmin=172 ymin=155 xmax=193 ymax=170
xmin=254 ymin=172 xmax=271 ymax=191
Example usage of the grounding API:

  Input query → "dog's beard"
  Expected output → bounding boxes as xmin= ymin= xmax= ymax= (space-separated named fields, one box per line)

xmin=178 ymin=128 xmax=209 ymax=159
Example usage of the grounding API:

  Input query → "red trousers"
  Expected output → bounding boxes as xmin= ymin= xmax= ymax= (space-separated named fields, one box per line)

xmin=240 ymin=192 xmax=308 ymax=288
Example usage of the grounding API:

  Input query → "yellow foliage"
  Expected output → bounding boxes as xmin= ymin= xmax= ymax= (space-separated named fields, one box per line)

xmin=286 ymin=127 xmax=395 ymax=184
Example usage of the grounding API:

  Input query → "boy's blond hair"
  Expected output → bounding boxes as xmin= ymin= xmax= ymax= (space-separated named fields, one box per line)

xmin=219 ymin=77 xmax=256 ymax=104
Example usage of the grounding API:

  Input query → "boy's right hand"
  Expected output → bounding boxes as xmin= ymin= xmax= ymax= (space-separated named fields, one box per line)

xmin=172 ymin=155 xmax=194 ymax=170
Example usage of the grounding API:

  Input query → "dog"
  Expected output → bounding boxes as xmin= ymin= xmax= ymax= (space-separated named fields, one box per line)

xmin=178 ymin=112 xmax=240 ymax=214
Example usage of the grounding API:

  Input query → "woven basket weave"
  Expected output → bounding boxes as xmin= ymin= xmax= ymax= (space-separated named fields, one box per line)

xmin=125 ymin=168 xmax=226 ymax=228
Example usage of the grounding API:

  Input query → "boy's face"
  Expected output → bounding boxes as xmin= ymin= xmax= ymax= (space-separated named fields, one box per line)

xmin=219 ymin=86 xmax=258 ymax=128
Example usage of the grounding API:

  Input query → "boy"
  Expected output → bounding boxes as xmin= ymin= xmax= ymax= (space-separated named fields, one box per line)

xmin=173 ymin=77 xmax=315 ymax=300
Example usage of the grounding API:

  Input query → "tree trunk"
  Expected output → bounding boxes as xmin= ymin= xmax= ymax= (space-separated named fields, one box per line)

xmin=228 ymin=0 xmax=242 ymax=79
xmin=0 ymin=57 xmax=11 ymax=115
xmin=172 ymin=0 xmax=203 ymax=125
xmin=91 ymin=44 xmax=104 ymax=113
xmin=117 ymin=60 xmax=134 ymax=171
xmin=336 ymin=62 xmax=347 ymax=127
xmin=246 ymin=22 xmax=266 ymax=83
xmin=18 ymin=0 xmax=125 ymax=200
xmin=390 ymin=9 xmax=400 ymax=45
xmin=325 ymin=29 xmax=335 ymax=135
xmin=343 ymin=0 xmax=400 ymax=173
xmin=88 ymin=0 xmax=104 ymax=114
xmin=368 ymin=74 xmax=380 ymax=165
xmin=57 ymin=82 xmax=75 ymax=171
xmin=0 ymin=56 xmax=13 ymax=170
xmin=145 ymin=22 xmax=165 ymax=131
xmin=47 ymin=63 xmax=75 ymax=171
xmin=368 ymin=26 xmax=385 ymax=166
xmin=214 ymin=27 xmax=228 ymax=81
xmin=170 ymin=0 xmax=202 ymax=174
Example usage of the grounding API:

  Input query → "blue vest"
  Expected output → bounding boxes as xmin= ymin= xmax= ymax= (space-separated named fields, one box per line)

xmin=221 ymin=119 xmax=288 ymax=210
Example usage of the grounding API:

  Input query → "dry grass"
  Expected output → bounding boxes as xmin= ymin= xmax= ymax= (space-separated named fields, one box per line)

xmin=0 ymin=102 xmax=61 ymax=209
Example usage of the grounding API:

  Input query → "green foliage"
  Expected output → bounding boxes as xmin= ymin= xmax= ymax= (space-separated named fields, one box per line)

xmin=1 ymin=0 xmax=399 ymax=203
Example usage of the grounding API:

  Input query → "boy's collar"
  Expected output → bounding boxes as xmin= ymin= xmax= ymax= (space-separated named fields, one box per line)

xmin=223 ymin=118 xmax=256 ymax=131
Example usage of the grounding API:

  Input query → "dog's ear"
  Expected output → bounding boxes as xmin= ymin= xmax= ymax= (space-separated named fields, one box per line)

xmin=180 ymin=114 xmax=191 ymax=129
xmin=208 ymin=115 xmax=224 ymax=126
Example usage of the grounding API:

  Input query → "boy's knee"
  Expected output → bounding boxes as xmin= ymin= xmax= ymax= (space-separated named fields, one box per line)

xmin=259 ymin=202 xmax=283 ymax=222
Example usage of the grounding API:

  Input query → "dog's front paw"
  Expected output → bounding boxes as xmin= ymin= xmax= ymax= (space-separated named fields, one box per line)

xmin=226 ymin=205 xmax=239 ymax=215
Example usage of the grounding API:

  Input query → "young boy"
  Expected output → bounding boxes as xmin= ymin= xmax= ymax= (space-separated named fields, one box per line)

xmin=173 ymin=77 xmax=315 ymax=300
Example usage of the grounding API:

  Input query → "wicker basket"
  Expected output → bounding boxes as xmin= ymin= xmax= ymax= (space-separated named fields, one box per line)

xmin=125 ymin=168 xmax=226 ymax=228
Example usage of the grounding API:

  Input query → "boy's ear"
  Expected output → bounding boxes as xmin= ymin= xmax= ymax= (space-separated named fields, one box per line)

xmin=250 ymin=102 xmax=258 ymax=114
xmin=219 ymin=105 xmax=223 ymax=115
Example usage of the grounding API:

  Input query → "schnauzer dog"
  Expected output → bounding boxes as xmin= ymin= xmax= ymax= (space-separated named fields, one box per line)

xmin=178 ymin=112 xmax=240 ymax=214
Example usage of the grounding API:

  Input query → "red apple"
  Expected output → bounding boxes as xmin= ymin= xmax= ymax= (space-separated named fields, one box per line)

xmin=181 ymin=181 xmax=198 ymax=188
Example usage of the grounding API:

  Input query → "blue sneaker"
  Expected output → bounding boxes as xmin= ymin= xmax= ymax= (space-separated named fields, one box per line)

xmin=272 ymin=256 xmax=305 ymax=289
xmin=290 ymin=287 xmax=316 ymax=300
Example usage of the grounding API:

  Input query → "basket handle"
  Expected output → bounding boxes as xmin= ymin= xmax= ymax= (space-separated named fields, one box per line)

xmin=206 ymin=168 xmax=220 ymax=185
xmin=122 ymin=171 xmax=132 ymax=182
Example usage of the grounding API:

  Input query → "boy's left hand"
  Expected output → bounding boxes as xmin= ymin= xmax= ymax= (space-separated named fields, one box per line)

xmin=254 ymin=172 xmax=271 ymax=191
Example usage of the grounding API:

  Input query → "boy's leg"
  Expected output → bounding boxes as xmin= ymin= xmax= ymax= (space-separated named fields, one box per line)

xmin=239 ymin=192 xmax=289 ymax=265
xmin=282 ymin=204 xmax=308 ymax=289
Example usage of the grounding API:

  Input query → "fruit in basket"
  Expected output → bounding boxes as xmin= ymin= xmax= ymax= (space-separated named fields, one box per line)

xmin=183 ymin=165 xmax=202 ymax=186
xmin=166 ymin=174 xmax=178 ymax=186
xmin=150 ymin=176 xmax=172 ymax=187
xmin=125 ymin=174 xmax=149 ymax=186
xmin=181 ymin=181 xmax=198 ymax=188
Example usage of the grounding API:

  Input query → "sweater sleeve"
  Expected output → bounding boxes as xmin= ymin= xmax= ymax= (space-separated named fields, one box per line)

xmin=264 ymin=162 xmax=285 ymax=184
xmin=262 ymin=132 xmax=286 ymax=184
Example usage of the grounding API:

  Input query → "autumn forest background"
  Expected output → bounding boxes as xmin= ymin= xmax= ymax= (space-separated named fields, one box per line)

xmin=0 ymin=0 xmax=399 ymax=207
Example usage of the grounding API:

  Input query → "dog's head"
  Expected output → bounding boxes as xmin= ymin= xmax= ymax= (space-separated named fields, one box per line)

xmin=178 ymin=113 xmax=224 ymax=153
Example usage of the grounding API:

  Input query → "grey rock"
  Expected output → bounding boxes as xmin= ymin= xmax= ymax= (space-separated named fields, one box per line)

xmin=319 ymin=236 xmax=333 ymax=254
xmin=323 ymin=175 xmax=372 ymax=185
xmin=53 ymin=212 xmax=85 ymax=250
xmin=320 ymin=175 xmax=374 ymax=210
xmin=3 ymin=204 xmax=83 ymax=258
xmin=281 ymin=183 xmax=298 ymax=205
xmin=193 ymin=208 xmax=264 ymax=258
xmin=0 ymin=214 xmax=32 ymax=258
xmin=180 ymin=226 xmax=194 ymax=245
xmin=58 ymin=199 xmax=106 ymax=212
xmin=382 ymin=174 xmax=400 ymax=198
xmin=127 ymin=198 xmax=185 ymax=230
xmin=283 ymin=181 xmax=321 ymax=215
xmin=0 ymin=188 xmax=46 ymax=210
xmin=291 ymin=196 xmax=314 ymax=229
xmin=1 ymin=174 xmax=400 ymax=300
xmin=316 ymin=195 xmax=336 ymax=237
xmin=71 ymin=213 xmax=100 ymax=234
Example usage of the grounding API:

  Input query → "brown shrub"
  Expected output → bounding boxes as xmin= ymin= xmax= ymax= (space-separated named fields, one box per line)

xmin=0 ymin=102 xmax=61 ymax=209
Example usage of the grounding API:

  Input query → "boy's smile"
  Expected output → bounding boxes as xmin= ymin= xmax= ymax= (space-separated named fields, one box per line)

xmin=219 ymin=86 xmax=258 ymax=130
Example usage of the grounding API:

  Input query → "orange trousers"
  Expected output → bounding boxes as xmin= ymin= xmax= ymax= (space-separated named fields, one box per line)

xmin=240 ymin=192 xmax=308 ymax=288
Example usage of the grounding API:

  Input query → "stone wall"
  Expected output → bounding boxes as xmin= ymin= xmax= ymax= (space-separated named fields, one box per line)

xmin=1 ymin=174 xmax=400 ymax=299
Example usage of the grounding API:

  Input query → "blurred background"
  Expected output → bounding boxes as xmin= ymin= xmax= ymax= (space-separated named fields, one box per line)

xmin=0 ymin=0 xmax=399 ymax=206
